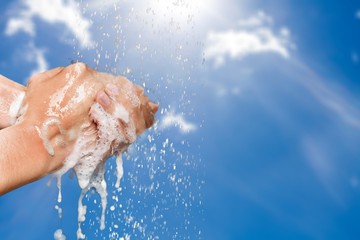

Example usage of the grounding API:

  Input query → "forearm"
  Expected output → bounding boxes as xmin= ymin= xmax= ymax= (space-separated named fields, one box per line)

xmin=0 ymin=123 xmax=50 ymax=195
xmin=0 ymin=75 xmax=26 ymax=129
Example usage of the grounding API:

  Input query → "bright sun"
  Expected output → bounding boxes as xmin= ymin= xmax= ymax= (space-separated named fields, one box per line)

xmin=137 ymin=0 xmax=220 ymax=32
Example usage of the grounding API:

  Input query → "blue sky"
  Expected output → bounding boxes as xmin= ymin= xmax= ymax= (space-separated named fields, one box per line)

xmin=1 ymin=0 xmax=360 ymax=239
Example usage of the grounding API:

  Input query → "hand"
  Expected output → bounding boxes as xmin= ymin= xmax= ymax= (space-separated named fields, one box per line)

xmin=19 ymin=64 xmax=158 ymax=173
xmin=56 ymin=72 xmax=158 ymax=187
xmin=0 ymin=62 xmax=158 ymax=195
xmin=16 ymin=63 xmax=108 ymax=173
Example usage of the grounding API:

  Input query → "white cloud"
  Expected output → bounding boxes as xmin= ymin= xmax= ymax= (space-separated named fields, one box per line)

xmin=204 ymin=12 xmax=360 ymax=133
xmin=24 ymin=43 xmax=49 ymax=78
xmin=5 ymin=17 xmax=34 ymax=36
xmin=238 ymin=10 xmax=273 ymax=28
xmin=5 ymin=0 xmax=93 ymax=48
xmin=160 ymin=112 xmax=197 ymax=134
xmin=204 ymin=11 xmax=293 ymax=67
xmin=213 ymin=83 xmax=242 ymax=98
xmin=30 ymin=46 xmax=48 ymax=76
xmin=356 ymin=10 xmax=360 ymax=19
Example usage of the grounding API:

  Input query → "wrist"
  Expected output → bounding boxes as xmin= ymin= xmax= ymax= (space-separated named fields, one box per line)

xmin=0 ymin=122 xmax=52 ymax=195
xmin=12 ymin=122 xmax=58 ymax=176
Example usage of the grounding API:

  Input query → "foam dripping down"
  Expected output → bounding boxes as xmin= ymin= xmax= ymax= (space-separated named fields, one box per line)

xmin=54 ymin=229 xmax=66 ymax=240
xmin=55 ymin=102 xmax=136 ymax=239
xmin=4 ymin=64 xmax=158 ymax=239
xmin=115 ymin=154 xmax=124 ymax=189
xmin=35 ymin=117 xmax=66 ymax=157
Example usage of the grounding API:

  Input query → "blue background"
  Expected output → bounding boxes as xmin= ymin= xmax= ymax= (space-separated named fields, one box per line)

xmin=1 ymin=0 xmax=360 ymax=239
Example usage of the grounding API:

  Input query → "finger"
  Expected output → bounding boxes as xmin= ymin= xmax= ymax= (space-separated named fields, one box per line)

xmin=27 ymin=67 xmax=64 ymax=86
xmin=133 ymin=85 xmax=144 ymax=95
xmin=63 ymin=62 xmax=93 ymax=83
xmin=138 ymin=95 xmax=158 ymax=130
xmin=0 ymin=74 xmax=26 ymax=90
xmin=41 ymin=67 xmax=64 ymax=80
xmin=98 ymin=83 xmax=120 ymax=115
xmin=104 ymin=83 xmax=119 ymax=99
xmin=149 ymin=102 xmax=159 ymax=114
xmin=95 ymin=89 xmax=130 ymax=139
xmin=96 ymin=91 xmax=112 ymax=111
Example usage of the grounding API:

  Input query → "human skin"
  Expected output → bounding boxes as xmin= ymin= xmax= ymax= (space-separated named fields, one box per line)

xmin=0 ymin=63 xmax=158 ymax=195
xmin=0 ymin=74 xmax=26 ymax=129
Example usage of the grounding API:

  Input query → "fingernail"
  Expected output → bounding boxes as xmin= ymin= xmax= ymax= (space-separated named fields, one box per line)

xmin=98 ymin=91 xmax=111 ymax=107
xmin=106 ymin=83 xmax=119 ymax=97
xmin=149 ymin=102 xmax=159 ymax=113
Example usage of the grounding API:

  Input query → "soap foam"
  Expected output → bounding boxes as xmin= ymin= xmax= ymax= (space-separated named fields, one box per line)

xmin=0 ymin=90 xmax=25 ymax=127
xmin=54 ymin=102 xmax=136 ymax=239
xmin=77 ymin=162 xmax=107 ymax=239
xmin=8 ymin=91 xmax=25 ymax=125
xmin=14 ymin=103 xmax=28 ymax=125
xmin=6 ymin=64 xmax=156 ymax=239
xmin=115 ymin=154 xmax=124 ymax=189
xmin=56 ymin=175 xmax=62 ymax=203
xmin=54 ymin=229 xmax=66 ymax=240
xmin=60 ymin=83 xmax=87 ymax=115
xmin=55 ymin=205 xmax=62 ymax=219
xmin=47 ymin=63 xmax=84 ymax=118
xmin=113 ymin=104 xmax=130 ymax=123
xmin=121 ymin=82 xmax=141 ymax=107
xmin=35 ymin=117 xmax=65 ymax=157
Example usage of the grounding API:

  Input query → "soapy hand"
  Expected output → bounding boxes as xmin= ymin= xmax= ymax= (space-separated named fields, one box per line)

xmin=20 ymin=63 xmax=157 ymax=173
xmin=0 ymin=63 xmax=158 ymax=195
xmin=16 ymin=63 xmax=108 ymax=173
xmin=51 ymin=69 xmax=159 ymax=187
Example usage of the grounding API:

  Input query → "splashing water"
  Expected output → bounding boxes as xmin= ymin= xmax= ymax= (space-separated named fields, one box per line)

xmin=53 ymin=1 xmax=203 ymax=239
xmin=7 ymin=61 xmax=157 ymax=239
xmin=54 ymin=229 xmax=66 ymax=240
xmin=50 ymin=81 xmax=150 ymax=239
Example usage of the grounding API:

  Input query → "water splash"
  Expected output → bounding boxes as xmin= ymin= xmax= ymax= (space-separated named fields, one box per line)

xmin=55 ymin=1 xmax=204 ymax=239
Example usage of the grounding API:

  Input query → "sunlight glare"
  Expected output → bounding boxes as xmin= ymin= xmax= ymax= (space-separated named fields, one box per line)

xmin=143 ymin=0 xmax=221 ymax=31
